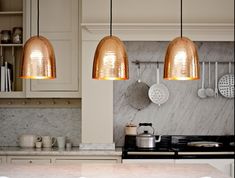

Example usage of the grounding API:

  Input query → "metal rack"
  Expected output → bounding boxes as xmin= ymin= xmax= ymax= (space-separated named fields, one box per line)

xmin=132 ymin=60 xmax=234 ymax=65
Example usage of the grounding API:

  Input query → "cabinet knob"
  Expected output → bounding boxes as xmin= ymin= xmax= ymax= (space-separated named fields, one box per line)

xmin=29 ymin=160 xmax=32 ymax=163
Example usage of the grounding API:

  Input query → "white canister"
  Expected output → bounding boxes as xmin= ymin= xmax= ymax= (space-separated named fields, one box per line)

xmin=56 ymin=136 xmax=66 ymax=148
xmin=125 ymin=124 xmax=137 ymax=135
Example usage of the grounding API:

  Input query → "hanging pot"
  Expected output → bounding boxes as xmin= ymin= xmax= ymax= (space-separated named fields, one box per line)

xmin=136 ymin=123 xmax=161 ymax=148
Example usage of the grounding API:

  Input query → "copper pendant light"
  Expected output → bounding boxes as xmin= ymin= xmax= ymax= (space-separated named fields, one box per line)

xmin=163 ymin=0 xmax=200 ymax=80
xmin=92 ymin=0 xmax=129 ymax=80
xmin=20 ymin=0 xmax=56 ymax=79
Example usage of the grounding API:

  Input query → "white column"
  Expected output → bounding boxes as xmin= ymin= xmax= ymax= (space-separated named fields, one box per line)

xmin=80 ymin=40 xmax=114 ymax=150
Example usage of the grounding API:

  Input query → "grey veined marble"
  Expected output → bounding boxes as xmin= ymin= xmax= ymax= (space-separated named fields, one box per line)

xmin=0 ymin=108 xmax=81 ymax=146
xmin=114 ymin=42 xmax=234 ymax=146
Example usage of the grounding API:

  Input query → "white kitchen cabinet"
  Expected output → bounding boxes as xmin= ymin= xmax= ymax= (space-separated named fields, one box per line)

xmin=5 ymin=155 xmax=121 ymax=165
xmin=175 ymin=159 xmax=234 ymax=178
xmin=0 ymin=0 xmax=26 ymax=98
xmin=0 ymin=156 xmax=7 ymax=164
xmin=7 ymin=156 xmax=52 ymax=164
xmin=26 ymin=0 xmax=81 ymax=98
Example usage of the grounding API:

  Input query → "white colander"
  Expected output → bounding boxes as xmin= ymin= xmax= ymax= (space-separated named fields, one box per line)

xmin=148 ymin=64 xmax=169 ymax=106
xmin=218 ymin=62 xmax=234 ymax=99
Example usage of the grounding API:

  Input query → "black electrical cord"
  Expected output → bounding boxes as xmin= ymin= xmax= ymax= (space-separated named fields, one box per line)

xmin=110 ymin=0 xmax=112 ymax=36
xmin=37 ymin=0 xmax=39 ymax=37
xmin=180 ymin=0 xmax=183 ymax=38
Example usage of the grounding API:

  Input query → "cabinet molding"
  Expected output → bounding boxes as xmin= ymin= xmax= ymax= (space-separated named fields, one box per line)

xmin=82 ymin=23 xmax=234 ymax=41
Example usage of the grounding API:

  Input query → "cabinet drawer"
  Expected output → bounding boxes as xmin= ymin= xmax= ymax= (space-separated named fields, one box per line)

xmin=9 ymin=158 xmax=52 ymax=164
xmin=55 ymin=159 xmax=118 ymax=164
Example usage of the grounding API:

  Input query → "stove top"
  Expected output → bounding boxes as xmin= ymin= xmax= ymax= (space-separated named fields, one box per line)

xmin=123 ymin=135 xmax=235 ymax=159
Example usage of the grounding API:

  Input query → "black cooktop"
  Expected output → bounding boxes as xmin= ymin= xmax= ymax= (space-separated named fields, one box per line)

xmin=123 ymin=135 xmax=235 ymax=159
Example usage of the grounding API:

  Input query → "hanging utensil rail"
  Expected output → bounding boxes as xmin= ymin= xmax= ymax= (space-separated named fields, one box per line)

xmin=132 ymin=60 xmax=234 ymax=65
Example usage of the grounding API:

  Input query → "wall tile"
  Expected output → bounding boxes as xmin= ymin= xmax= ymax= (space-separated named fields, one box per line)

xmin=114 ymin=42 xmax=234 ymax=146
xmin=0 ymin=108 xmax=81 ymax=146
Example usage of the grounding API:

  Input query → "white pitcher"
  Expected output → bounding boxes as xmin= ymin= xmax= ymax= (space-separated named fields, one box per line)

xmin=42 ymin=136 xmax=56 ymax=148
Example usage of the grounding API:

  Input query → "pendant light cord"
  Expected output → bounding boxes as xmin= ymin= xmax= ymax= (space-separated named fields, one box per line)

xmin=180 ymin=0 xmax=182 ymax=38
xmin=110 ymin=0 xmax=112 ymax=36
xmin=37 ymin=0 xmax=39 ymax=37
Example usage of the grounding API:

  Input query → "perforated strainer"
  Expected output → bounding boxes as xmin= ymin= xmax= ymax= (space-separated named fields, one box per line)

xmin=218 ymin=62 xmax=234 ymax=99
xmin=148 ymin=63 xmax=169 ymax=106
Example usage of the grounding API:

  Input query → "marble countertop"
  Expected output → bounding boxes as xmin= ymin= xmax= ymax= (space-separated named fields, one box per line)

xmin=0 ymin=147 xmax=122 ymax=156
xmin=0 ymin=163 xmax=231 ymax=178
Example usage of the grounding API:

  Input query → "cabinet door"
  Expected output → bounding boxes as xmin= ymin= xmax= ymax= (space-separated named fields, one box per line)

xmin=55 ymin=159 xmax=119 ymax=164
xmin=175 ymin=159 xmax=234 ymax=178
xmin=26 ymin=0 xmax=80 ymax=98
xmin=55 ymin=156 xmax=121 ymax=164
xmin=8 ymin=157 xmax=52 ymax=165
xmin=0 ymin=156 xmax=7 ymax=164
xmin=122 ymin=159 xmax=175 ymax=164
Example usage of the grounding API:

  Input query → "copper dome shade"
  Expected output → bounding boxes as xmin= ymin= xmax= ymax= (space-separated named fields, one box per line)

xmin=92 ymin=35 xmax=129 ymax=80
xmin=164 ymin=36 xmax=200 ymax=80
xmin=20 ymin=36 xmax=56 ymax=79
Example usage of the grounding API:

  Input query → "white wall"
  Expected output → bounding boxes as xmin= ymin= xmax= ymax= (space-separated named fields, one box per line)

xmin=82 ymin=0 xmax=234 ymax=23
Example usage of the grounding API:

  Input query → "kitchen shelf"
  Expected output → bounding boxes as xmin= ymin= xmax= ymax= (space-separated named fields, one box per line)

xmin=0 ymin=44 xmax=23 ymax=47
xmin=0 ymin=0 xmax=24 ymax=97
xmin=0 ymin=11 xmax=23 ymax=15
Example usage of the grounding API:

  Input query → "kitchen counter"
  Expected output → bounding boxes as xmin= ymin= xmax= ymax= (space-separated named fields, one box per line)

xmin=0 ymin=147 xmax=122 ymax=156
xmin=0 ymin=163 xmax=231 ymax=178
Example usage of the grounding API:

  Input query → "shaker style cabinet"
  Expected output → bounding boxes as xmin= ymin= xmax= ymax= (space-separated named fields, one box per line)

xmin=7 ymin=156 xmax=52 ymax=165
xmin=26 ymin=0 xmax=81 ymax=98
xmin=0 ymin=0 xmax=81 ymax=98
xmin=0 ymin=0 xmax=25 ymax=98
xmin=5 ymin=155 xmax=121 ymax=164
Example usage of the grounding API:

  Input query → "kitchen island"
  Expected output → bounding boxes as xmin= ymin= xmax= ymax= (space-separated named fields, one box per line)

xmin=0 ymin=163 xmax=231 ymax=178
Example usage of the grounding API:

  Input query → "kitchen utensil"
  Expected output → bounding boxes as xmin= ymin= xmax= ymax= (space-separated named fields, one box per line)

xmin=205 ymin=62 xmax=215 ymax=97
xmin=214 ymin=62 xmax=219 ymax=97
xmin=125 ymin=64 xmax=151 ymax=110
xmin=229 ymin=142 xmax=235 ymax=147
xmin=42 ymin=136 xmax=56 ymax=148
xmin=136 ymin=123 xmax=161 ymax=149
xmin=125 ymin=123 xmax=137 ymax=135
xmin=35 ymin=141 xmax=42 ymax=148
xmin=66 ymin=142 xmax=72 ymax=149
xmin=12 ymin=27 xmax=23 ymax=44
xmin=218 ymin=62 xmax=234 ymax=98
xmin=148 ymin=63 xmax=169 ymax=106
xmin=19 ymin=134 xmax=42 ymax=148
xmin=1 ymin=30 xmax=11 ymax=44
xmin=187 ymin=141 xmax=223 ymax=148
xmin=56 ymin=136 xmax=66 ymax=148
xmin=197 ymin=62 xmax=207 ymax=98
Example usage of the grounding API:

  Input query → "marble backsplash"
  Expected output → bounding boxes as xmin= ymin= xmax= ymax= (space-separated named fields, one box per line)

xmin=0 ymin=108 xmax=81 ymax=146
xmin=114 ymin=42 xmax=234 ymax=146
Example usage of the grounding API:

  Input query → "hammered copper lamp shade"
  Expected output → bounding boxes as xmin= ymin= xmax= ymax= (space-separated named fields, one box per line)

xmin=92 ymin=36 xmax=129 ymax=80
xmin=20 ymin=36 xmax=56 ymax=79
xmin=164 ymin=37 xmax=200 ymax=80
